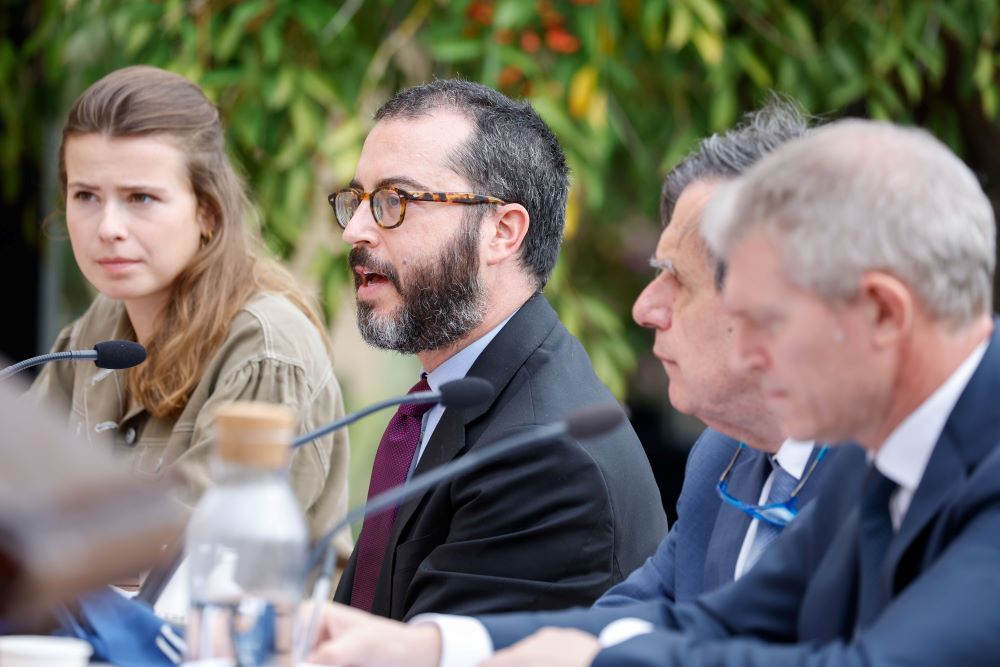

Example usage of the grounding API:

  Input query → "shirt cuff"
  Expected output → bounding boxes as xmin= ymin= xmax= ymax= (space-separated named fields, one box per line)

xmin=410 ymin=613 xmax=494 ymax=667
xmin=597 ymin=618 xmax=655 ymax=648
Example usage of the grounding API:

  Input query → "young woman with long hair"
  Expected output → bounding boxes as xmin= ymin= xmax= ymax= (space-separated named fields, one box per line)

xmin=29 ymin=66 xmax=349 ymax=550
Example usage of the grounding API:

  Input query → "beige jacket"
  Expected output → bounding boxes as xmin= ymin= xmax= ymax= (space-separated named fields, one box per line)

xmin=28 ymin=293 xmax=351 ymax=554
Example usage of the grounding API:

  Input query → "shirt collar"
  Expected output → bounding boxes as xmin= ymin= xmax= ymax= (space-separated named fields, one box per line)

xmin=875 ymin=340 xmax=989 ymax=493
xmin=773 ymin=438 xmax=815 ymax=479
xmin=424 ymin=311 xmax=517 ymax=392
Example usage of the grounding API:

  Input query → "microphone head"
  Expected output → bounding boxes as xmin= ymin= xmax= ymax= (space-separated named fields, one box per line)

xmin=565 ymin=404 xmax=627 ymax=440
xmin=438 ymin=377 xmax=495 ymax=410
xmin=93 ymin=340 xmax=147 ymax=370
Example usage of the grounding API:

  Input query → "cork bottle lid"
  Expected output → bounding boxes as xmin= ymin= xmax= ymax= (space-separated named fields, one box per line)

xmin=213 ymin=401 xmax=295 ymax=469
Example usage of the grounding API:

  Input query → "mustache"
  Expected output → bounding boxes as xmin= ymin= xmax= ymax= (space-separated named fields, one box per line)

xmin=349 ymin=247 xmax=401 ymax=291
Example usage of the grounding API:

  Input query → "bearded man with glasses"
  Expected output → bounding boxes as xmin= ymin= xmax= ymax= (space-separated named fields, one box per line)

xmin=327 ymin=79 xmax=668 ymax=621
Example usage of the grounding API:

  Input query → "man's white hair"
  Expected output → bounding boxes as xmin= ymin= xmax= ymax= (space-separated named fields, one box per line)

xmin=702 ymin=119 xmax=995 ymax=328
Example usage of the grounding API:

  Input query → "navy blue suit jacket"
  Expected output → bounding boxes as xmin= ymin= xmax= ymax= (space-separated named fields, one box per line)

xmin=596 ymin=428 xmax=822 ymax=608
xmin=481 ymin=429 xmax=843 ymax=645
xmin=524 ymin=322 xmax=1000 ymax=666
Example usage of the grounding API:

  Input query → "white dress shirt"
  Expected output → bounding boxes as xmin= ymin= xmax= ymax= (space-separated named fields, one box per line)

xmin=411 ymin=312 xmax=515 ymax=474
xmin=874 ymin=340 xmax=987 ymax=528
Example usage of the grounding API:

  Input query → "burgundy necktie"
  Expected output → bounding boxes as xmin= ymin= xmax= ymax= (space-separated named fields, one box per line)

xmin=350 ymin=377 xmax=433 ymax=612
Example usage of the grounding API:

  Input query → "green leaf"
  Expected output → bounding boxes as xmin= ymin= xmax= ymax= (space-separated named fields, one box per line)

xmin=261 ymin=13 xmax=285 ymax=65
xmin=783 ymin=7 xmax=816 ymax=50
xmin=640 ymin=0 xmax=669 ymax=52
xmin=897 ymin=59 xmax=922 ymax=101
xmin=973 ymin=48 xmax=995 ymax=93
xmin=264 ymin=68 xmax=296 ymax=110
xmin=125 ymin=21 xmax=156 ymax=56
xmin=872 ymin=33 xmax=902 ymax=75
xmin=909 ymin=38 xmax=945 ymax=84
xmin=290 ymin=95 xmax=323 ymax=151
xmin=300 ymin=68 xmax=342 ymax=107
xmin=684 ymin=0 xmax=725 ymax=32
xmin=826 ymin=43 xmax=859 ymax=81
xmin=983 ymin=86 xmax=999 ymax=119
xmin=933 ymin=3 xmax=972 ymax=45
xmin=293 ymin=0 xmax=334 ymax=34
xmin=709 ymin=82 xmax=736 ymax=131
xmin=427 ymin=39 xmax=483 ymax=63
xmin=872 ymin=77 xmax=904 ymax=116
xmin=691 ymin=27 xmax=724 ymax=66
xmin=493 ymin=0 xmax=536 ymax=29
xmin=734 ymin=42 xmax=772 ymax=88
xmin=666 ymin=5 xmax=694 ymax=51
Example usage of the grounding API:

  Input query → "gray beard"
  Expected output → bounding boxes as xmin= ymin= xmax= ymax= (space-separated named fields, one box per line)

xmin=353 ymin=223 xmax=487 ymax=354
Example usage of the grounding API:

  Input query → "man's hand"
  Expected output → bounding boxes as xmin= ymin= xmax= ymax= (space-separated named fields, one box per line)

xmin=305 ymin=602 xmax=442 ymax=667
xmin=479 ymin=627 xmax=600 ymax=667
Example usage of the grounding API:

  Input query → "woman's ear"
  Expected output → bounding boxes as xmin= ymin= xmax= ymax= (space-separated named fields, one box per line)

xmin=198 ymin=207 xmax=217 ymax=245
xmin=483 ymin=203 xmax=530 ymax=266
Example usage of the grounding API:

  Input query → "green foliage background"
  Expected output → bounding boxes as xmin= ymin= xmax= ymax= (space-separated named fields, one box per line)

xmin=4 ymin=0 xmax=1000 ymax=508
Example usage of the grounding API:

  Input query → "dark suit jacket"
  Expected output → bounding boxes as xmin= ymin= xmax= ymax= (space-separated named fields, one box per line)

xmin=334 ymin=294 xmax=668 ymax=620
xmin=595 ymin=428 xmax=830 ymax=608
xmin=481 ymin=429 xmax=846 ymax=647
xmin=526 ymin=321 xmax=1000 ymax=666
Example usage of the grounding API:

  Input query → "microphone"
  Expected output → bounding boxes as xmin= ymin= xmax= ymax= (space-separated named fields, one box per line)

xmin=296 ymin=403 xmax=626 ymax=658
xmin=0 ymin=340 xmax=147 ymax=381
xmin=291 ymin=377 xmax=494 ymax=448
xmin=134 ymin=376 xmax=495 ymax=607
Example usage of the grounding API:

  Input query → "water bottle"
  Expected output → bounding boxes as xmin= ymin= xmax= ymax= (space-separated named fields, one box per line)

xmin=184 ymin=402 xmax=307 ymax=666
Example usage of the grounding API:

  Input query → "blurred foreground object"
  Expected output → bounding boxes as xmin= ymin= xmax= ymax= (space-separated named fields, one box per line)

xmin=0 ymin=368 xmax=183 ymax=630
xmin=185 ymin=401 xmax=307 ymax=666
xmin=0 ymin=635 xmax=92 ymax=666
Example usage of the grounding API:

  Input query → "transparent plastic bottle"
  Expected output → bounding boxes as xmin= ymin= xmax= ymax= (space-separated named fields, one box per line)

xmin=184 ymin=402 xmax=307 ymax=667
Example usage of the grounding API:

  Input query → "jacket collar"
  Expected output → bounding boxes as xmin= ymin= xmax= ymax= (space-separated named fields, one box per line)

xmin=884 ymin=317 xmax=1000 ymax=582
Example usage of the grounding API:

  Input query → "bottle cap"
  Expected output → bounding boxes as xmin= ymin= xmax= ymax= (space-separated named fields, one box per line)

xmin=213 ymin=401 xmax=295 ymax=468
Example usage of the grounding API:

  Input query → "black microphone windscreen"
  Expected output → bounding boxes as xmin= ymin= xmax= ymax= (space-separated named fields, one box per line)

xmin=93 ymin=340 xmax=147 ymax=370
xmin=565 ymin=404 xmax=627 ymax=440
xmin=438 ymin=377 xmax=494 ymax=409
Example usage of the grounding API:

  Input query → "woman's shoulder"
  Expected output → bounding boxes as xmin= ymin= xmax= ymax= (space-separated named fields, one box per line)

xmin=220 ymin=291 xmax=330 ymax=365
xmin=55 ymin=295 xmax=126 ymax=348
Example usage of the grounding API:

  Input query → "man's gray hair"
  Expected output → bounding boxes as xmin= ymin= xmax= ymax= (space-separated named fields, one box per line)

xmin=703 ymin=119 xmax=996 ymax=328
xmin=661 ymin=96 xmax=810 ymax=226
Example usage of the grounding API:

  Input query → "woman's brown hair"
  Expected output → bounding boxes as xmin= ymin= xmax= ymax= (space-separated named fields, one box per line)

xmin=58 ymin=65 xmax=331 ymax=419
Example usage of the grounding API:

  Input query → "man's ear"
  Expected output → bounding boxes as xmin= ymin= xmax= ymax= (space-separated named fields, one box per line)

xmin=859 ymin=271 xmax=913 ymax=348
xmin=483 ymin=203 xmax=530 ymax=266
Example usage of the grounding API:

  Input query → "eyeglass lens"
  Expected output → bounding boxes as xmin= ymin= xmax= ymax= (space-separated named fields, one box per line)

xmin=335 ymin=189 xmax=404 ymax=228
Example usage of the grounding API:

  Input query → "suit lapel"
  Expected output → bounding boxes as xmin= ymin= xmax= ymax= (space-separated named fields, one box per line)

xmin=703 ymin=448 xmax=768 ymax=589
xmin=882 ymin=321 xmax=1000 ymax=600
xmin=372 ymin=293 xmax=558 ymax=611
xmin=881 ymin=430 xmax=965 ymax=598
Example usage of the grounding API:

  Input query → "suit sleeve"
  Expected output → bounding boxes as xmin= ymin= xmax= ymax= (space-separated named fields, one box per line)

xmin=594 ymin=487 xmax=1000 ymax=667
xmin=592 ymin=528 xmax=678 ymax=608
xmin=398 ymin=427 xmax=622 ymax=620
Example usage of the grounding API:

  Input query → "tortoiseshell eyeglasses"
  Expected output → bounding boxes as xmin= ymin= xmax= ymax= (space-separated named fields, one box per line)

xmin=328 ymin=186 xmax=507 ymax=230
